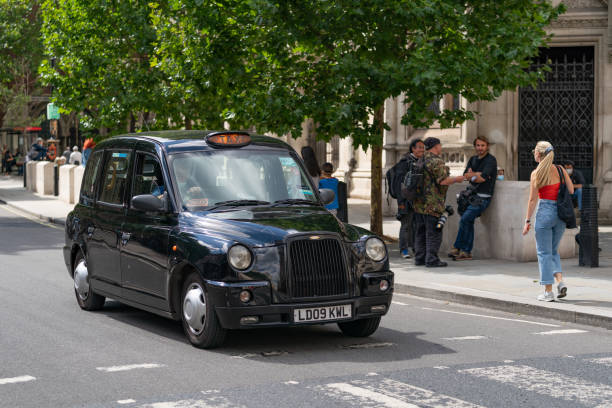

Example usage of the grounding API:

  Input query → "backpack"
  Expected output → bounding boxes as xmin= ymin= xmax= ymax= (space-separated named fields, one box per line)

xmin=385 ymin=157 xmax=411 ymax=199
xmin=400 ymin=156 xmax=431 ymax=202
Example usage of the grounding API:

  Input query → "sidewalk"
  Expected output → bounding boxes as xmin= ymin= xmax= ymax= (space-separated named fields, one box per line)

xmin=2 ymin=174 xmax=612 ymax=329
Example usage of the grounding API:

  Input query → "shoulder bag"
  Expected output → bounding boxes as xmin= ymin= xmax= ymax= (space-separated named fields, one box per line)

xmin=555 ymin=165 xmax=577 ymax=229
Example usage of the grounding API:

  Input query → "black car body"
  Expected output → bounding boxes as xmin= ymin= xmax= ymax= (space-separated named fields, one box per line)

xmin=63 ymin=130 xmax=393 ymax=348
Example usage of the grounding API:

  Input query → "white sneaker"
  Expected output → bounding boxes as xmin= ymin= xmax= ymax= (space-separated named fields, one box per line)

xmin=557 ymin=282 xmax=567 ymax=299
xmin=537 ymin=292 xmax=555 ymax=302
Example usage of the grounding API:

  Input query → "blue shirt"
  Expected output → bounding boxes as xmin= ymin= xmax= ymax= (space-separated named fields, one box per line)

xmin=318 ymin=177 xmax=339 ymax=210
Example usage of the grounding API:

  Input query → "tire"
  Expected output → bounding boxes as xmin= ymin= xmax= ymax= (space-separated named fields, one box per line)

xmin=180 ymin=272 xmax=226 ymax=349
xmin=73 ymin=251 xmax=105 ymax=311
xmin=338 ymin=316 xmax=381 ymax=337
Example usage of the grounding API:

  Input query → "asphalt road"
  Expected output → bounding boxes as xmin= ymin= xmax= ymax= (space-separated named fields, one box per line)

xmin=1 ymin=204 xmax=612 ymax=408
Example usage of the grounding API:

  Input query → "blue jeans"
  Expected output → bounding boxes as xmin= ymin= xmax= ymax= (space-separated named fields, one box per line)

xmin=571 ymin=188 xmax=582 ymax=211
xmin=535 ymin=199 xmax=566 ymax=285
xmin=453 ymin=197 xmax=491 ymax=253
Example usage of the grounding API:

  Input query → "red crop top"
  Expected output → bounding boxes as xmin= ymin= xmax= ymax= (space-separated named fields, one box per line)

xmin=538 ymin=183 xmax=560 ymax=200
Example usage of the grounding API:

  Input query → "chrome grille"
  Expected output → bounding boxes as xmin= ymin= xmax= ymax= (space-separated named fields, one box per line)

xmin=286 ymin=238 xmax=348 ymax=298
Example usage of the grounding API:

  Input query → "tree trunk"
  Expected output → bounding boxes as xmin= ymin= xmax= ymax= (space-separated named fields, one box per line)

xmin=128 ymin=112 xmax=136 ymax=133
xmin=185 ymin=115 xmax=192 ymax=130
xmin=370 ymin=105 xmax=384 ymax=236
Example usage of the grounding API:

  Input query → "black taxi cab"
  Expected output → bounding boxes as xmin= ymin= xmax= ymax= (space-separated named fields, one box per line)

xmin=63 ymin=130 xmax=393 ymax=348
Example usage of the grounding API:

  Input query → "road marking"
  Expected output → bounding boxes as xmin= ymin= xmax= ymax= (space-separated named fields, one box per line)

xmin=0 ymin=375 xmax=36 ymax=385
xmin=96 ymin=363 xmax=165 ymax=373
xmin=118 ymin=400 xmax=136 ymax=405
xmin=420 ymin=307 xmax=560 ymax=327
xmin=327 ymin=382 xmax=419 ymax=407
xmin=433 ymin=366 xmax=449 ymax=370
xmin=284 ymin=380 xmax=299 ymax=385
xmin=442 ymin=336 xmax=487 ymax=341
xmin=392 ymin=301 xmax=409 ymax=306
xmin=503 ymin=360 xmax=514 ymax=363
xmin=325 ymin=379 xmax=485 ymax=408
xmin=366 ymin=372 xmax=379 ymax=376
xmin=139 ymin=399 xmax=237 ymax=408
xmin=342 ymin=342 xmax=394 ymax=349
xmin=231 ymin=353 xmax=257 ymax=359
xmin=588 ymin=357 xmax=612 ymax=367
xmin=533 ymin=329 xmax=588 ymax=335
xmin=460 ymin=364 xmax=612 ymax=407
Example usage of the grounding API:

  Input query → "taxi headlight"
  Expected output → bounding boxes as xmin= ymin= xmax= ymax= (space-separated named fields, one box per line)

xmin=228 ymin=244 xmax=252 ymax=270
xmin=365 ymin=237 xmax=386 ymax=262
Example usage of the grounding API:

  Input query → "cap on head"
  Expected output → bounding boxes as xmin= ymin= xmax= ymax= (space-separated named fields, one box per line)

xmin=423 ymin=137 xmax=441 ymax=150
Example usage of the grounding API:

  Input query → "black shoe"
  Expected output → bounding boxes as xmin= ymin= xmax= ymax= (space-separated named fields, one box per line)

xmin=414 ymin=259 xmax=425 ymax=266
xmin=426 ymin=261 xmax=448 ymax=268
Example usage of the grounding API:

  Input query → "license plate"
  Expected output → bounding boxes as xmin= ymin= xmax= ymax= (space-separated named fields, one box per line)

xmin=293 ymin=304 xmax=352 ymax=323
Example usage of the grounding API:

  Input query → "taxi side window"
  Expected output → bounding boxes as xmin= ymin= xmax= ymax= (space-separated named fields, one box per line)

xmin=132 ymin=153 xmax=164 ymax=198
xmin=80 ymin=150 xmax=103 ymax=206
xmin=98 ymin=151 xmax=131 ymax=205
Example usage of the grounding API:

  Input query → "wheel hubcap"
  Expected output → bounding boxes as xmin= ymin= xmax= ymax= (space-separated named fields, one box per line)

xmin=183 ymin=284 xmax=206 ymax=335
xmin=74 ymin=259 xmax=89 ymax=301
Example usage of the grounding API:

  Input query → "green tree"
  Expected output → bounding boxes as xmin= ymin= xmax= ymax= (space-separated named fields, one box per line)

xmin=0 ymin=0 xmax=44 ymax=129
xmin=153 ymin=0 xmax=564 ymax=234
xmin=39 ymin=0 xmax=172 ymax=136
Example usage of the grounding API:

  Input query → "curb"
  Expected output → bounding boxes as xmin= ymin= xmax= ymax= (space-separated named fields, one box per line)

xmin=0 ymin=199 xmax=66 ymax=227
xmin=394 ymin=283 xmax=612 ymax=330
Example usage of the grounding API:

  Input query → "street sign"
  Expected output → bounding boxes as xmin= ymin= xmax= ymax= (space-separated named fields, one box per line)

xmin=47 ymin=103 xmax=60 ymax=120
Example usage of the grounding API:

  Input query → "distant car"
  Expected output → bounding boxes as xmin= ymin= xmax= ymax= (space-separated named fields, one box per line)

xmin=63 ymin=130 xmax=393 ymax=348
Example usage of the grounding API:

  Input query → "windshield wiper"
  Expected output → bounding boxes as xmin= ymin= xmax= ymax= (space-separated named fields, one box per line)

xmin=271 ymin=198 xmax=320 ymax=207
xmin=206 ymin=199 xmax=270 ymax=211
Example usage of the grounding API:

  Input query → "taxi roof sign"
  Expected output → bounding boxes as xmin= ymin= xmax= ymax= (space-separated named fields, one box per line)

xmin=206 ymin=131 xmax=251 ymax=147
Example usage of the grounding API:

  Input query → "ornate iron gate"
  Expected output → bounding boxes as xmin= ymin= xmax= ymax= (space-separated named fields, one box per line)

xmin=518 ymin=47 xmax=594 ymax=182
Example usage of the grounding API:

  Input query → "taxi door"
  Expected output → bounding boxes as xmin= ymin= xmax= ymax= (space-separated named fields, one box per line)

xmin=87 ymin=150 xmax=131 ymax=297
xmin=120 ymin=149 xmax=172 ymax=310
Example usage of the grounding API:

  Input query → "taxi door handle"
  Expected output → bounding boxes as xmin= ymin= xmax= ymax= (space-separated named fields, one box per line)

xmin=121 ymin=232 xmax=131 ymax=246
xmin=87 ymin=226 xmax=95 ymax=238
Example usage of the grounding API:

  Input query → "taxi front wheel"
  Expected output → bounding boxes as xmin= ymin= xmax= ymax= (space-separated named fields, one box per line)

xmin=337 ymin=316 xmax=381 ymax=337
xmin=181 ymin=272 xmax=227 ymax=349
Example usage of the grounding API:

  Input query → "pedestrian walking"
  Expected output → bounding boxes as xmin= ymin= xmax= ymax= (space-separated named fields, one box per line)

xmin=318 ymin=162 xmax=340 ymax=215
xmin=449 ymin=136 xmax=497 ymax=261
xmin=413 ymin=137 xmax=465 ymax=267
xmin=69 ymin=146 xmax=82 ymax=165
xmin=82 ymin=138 xmax=95 ymax=167
xmin=522 ymin=141 xmax=573 ymax=301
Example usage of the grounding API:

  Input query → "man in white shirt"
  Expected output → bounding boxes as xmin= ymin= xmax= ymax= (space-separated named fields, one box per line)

xmin=69 ymin=146 xmax=82 ymax=165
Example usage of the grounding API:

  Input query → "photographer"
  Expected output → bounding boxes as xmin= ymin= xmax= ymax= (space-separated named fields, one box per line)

xmin=413 ymin=137 xmax=465 ymax=268
xmin=449 ymin=136 xmax=497 ymax=261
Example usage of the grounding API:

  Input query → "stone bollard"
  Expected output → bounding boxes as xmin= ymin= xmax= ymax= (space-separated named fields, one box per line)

xmin=36 ymin=162 xmax=55 ymax=195
xmin=26 ymin=161 xmax=38 ymax=191
xmin=73 ymin=165 xmax=85 ymax=204
xmin=59 ymin=164 xmax=77 ymax=204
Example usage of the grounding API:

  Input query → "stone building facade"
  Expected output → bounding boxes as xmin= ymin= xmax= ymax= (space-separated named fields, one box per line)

xmin=283 ymin=0 xmax=612 ymax=222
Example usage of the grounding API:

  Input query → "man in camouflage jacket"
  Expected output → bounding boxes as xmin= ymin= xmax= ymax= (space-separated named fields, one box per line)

xmin=413 ymin=137 xmax=465 ymax=267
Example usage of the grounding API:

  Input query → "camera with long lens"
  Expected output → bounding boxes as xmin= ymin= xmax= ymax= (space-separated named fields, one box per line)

xmin=436 ymin=205 xmax=454 ymax=230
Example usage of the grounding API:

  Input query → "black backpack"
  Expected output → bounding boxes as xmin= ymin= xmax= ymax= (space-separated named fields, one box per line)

xmin=401 ymin=156 xmax=431 ymax=202
xmin=385 ymin=157 xmax=411 ymax=199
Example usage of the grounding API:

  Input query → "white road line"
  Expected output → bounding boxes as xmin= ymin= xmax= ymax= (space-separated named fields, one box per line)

xmin=326 ymin=379 xmax=485 ymax=408
xmin=442 ymin=336 xmax=488 ymax=341
xmin=420 ymin=306 xmax=560 ymax=327
xmin=118 ymin=400 xmax=136 ymax=405
xmin=343 ymin=342 xmax=395 ymax=349
xmin=327 ymin=382 xmax=419 ymax=408
xmin=96 ymin=363 xmax=165 ymax=373
xmin=588 ymin=357 xmax=612 ymax=367
xmin=533 ymin=329 xmax=588 ymax=335
xmin=460 ymin=364 xmax=612 ymax=407
xmin=433 ymin=366 xmax=449 ymax=370
xmin=284 ymin=380 xmax=299 ymax=385
xmin=139 ymin=397 xmax=243 ymax=408
xmin=392 ymin=301 xmax=409 ymax=306
xmin=0 ymin=375 xmax=36 ymax=385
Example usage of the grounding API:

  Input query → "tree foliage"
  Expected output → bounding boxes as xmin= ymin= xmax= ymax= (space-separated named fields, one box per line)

xmin=0 ymin=0 xmax=44 ymax=128
xmin=39 ymin=0 xmax=171 ymax=134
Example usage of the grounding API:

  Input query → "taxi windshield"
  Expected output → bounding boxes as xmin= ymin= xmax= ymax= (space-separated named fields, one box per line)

xmin=169 ymin=149 xmax=318 ymax=211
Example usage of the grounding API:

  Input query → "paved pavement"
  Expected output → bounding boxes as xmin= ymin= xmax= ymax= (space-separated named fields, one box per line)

xmin=2 ymin=174 xmax=612 ymax=330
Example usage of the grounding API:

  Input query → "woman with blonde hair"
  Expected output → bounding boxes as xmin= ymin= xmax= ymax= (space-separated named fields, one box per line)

xmin=522 ymin=141 xmax=574 ymax=301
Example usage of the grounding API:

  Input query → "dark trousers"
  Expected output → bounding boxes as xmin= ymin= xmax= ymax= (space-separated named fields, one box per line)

xmin=414 ymin=213 xmax=442 ymax=265
xmin=453 ymin=197 xmax=491 ymax=253
xmin=398 ymin=211 xmax=415 ymax=252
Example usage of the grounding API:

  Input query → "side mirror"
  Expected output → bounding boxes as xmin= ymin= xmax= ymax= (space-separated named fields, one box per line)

xmin=131 ymin=194 xmax=165 ymax=212
xmin=319 ymin=188 xmax=335 ymax=205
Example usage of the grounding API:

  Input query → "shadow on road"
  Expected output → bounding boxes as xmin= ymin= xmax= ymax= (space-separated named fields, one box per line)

xmin=97 ymin=300 xmax=456 ymax=364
